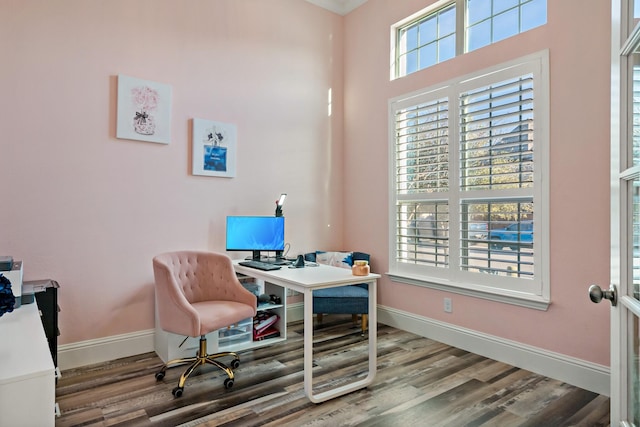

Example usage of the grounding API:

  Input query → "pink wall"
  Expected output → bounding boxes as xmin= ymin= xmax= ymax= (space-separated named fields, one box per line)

xmin=1 ymin=0 xmax=345 ymax=344
xmin=1 ymin=0 xmax=612 ymax=367
xmin=343 ymin=0 xmax=611 ymax=365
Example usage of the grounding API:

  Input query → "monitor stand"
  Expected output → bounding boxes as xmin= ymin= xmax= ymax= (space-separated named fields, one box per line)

xmin=250 ymin=251 xmax=289 ymax=265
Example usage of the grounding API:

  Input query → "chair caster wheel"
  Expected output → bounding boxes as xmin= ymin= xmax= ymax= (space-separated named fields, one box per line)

xmin=172 ymin=386 xmax=184 ymax=397
xmin=155 ymin=371 xmax=165 ymax=381
xmin=224 ymin=378 xmax=234 ymax=389
xmin=230 ymin=359 xmax=240 ymax=369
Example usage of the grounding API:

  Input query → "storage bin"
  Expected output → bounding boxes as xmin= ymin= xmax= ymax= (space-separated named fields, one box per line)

xmin=218 ymin=317 xmax=253 ymax=346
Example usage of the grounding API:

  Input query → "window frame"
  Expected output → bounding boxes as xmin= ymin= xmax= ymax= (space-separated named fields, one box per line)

xmin=395 ymin=3 xmax=457 ymax=77
xmin=391 ymin=0 xmax=547 ymax=80
xmin=387 ymin=51 xmax=550 ymax=310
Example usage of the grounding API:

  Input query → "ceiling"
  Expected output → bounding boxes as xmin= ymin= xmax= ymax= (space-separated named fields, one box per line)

xmin=304 ymin=0 xmax=368 ymax=15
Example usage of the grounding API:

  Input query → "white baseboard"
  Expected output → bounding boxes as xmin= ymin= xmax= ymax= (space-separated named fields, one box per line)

xmin=57 ymin=329 xmax=155 ymax=371
xmin=58 ymin=304 xmax=306 ymax=371
xmin=58 ymin=303 xmax=611 ymax=398
xmin=287 ymin=301 xmax=304 ymax=323
xmin=377 ymin=305 xmax=610 ymax=397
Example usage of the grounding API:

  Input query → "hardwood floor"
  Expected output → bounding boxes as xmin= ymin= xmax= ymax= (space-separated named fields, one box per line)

xmin=55 ymin=317 xmax=610 ymax=427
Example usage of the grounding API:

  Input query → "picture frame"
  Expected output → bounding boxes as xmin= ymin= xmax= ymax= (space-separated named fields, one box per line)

xmin=116 ymin=75 xmax=172 ymax=144
xmin=192 ymin=118 xmax=237 ymax=178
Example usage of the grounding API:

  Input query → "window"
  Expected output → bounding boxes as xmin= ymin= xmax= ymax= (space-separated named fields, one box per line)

xmin=392 ymin=0 xmax=547 ymax=78
xmin=389 ymin=51 xmax=549 ymax=309
xmin=466 ymin=0 xmax=547 ymax=52
xmin=397 ymin=4 xmax=456 ymax=76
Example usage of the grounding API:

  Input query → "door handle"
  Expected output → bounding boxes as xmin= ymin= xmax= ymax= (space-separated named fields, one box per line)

xmin=589 ymin=284 xmax=618 ymax=306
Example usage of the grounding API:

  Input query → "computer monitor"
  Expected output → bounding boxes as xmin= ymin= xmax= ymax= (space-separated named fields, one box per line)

xmin=225 ymin=216 xmax=285 ymax=261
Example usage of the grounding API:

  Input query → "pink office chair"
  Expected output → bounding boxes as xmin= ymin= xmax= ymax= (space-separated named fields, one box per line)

xmin=152 ymin=251 xmax=257 ymax=397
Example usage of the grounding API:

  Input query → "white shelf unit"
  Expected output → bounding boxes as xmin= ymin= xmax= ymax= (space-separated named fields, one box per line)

xmin=0 ymin=303 xmax=56 ymax=427
xmin=154 ymin=278 xmax=286 ymax=362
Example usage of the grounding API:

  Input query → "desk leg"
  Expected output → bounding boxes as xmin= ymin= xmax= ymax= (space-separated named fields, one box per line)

xmin=303 ymin=288 xmax=315 ymax=401
xmin=304 ymin=280 xmax=377 ymax=403
xmin=368 ymin=280 xmax=377 ymax=381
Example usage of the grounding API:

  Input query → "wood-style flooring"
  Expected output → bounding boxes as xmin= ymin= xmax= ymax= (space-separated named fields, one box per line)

xmin=55 ymin=316 xmax=610 ymax=427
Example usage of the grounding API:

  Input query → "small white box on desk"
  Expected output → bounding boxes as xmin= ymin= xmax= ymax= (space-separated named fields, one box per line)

xmin=2 ymin=261 xmax=23 ymax=308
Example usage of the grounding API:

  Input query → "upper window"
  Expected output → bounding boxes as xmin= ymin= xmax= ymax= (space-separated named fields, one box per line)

xmin=393 ymin=0 xmax=547 ymax=78
xmin=388 ymin=51 xmax=549 ymax=309
xmin=467 ymin=0 xmax=547 ymax=52
xmin=397 ymin=4 xmax=456 ymax=76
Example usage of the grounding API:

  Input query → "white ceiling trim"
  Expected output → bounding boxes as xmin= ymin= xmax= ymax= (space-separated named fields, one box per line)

xmin=304 ymin=0 xmax=368 ymax=15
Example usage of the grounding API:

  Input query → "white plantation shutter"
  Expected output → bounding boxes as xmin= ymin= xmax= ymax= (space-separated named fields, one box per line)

xmin=394 ymin=94 xmax=451 ymax=268
xmin=459 ymin=75 xmax=534 ymax=192
xmin=395 ymin=98 xmax=450 ymax=194
xmin=389 ymin=52 xmax=549 ymax=308
xmin=458 ymin=74 xmax=535 ymax=278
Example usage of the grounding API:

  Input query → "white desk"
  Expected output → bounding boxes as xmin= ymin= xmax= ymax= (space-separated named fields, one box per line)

xmin=233 ymin=261 xmax=380 ymax=403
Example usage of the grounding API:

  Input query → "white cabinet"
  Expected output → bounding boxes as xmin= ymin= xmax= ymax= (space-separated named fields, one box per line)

xmin=154 ymin=280 xmax=286 ymax=362
xmin=0 ymin=303 xmax=55 ymax=427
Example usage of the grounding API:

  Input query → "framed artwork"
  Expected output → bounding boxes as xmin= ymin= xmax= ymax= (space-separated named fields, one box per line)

xmin=192 ymin=118 xmax=237 ymax=178
xmin=116 ymin=75 xmax=172 ymax=144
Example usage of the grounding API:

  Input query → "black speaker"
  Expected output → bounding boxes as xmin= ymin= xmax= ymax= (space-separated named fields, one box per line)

xmin=294 ymin=254 xmax=305 ymax=268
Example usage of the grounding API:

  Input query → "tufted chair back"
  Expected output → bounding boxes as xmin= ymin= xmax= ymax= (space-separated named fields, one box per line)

xmin=153 ymin=251 xmax=256 ymax=337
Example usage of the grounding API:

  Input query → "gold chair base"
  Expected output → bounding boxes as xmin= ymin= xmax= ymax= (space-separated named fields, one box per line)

xmin=157 ymin=336 xmax=239 ymax=393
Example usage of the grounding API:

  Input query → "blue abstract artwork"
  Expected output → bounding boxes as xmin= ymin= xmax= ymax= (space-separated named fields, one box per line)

xmin=192 ymin=118 xmax=237 ymax=178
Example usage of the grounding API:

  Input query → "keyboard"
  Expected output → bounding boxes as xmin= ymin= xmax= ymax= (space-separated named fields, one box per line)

xmin=238 ymin=260 xmax=282 ymax=271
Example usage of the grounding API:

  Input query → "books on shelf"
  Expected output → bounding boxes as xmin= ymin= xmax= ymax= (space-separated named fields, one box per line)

xmin=253 ymin=325 xmax=280 ymax=341
xmin=254 ymin=313 xmax=278 ymax=333
xmin=253 ymin=313 xmax=279 ymax=340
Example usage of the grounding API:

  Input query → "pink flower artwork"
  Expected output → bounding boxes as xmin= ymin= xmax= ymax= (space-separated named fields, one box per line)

xmin=131 ymin=86 xmax=159 ymax=135
xmin=131 ymin=86 xmax=159 ymax=112
xmin=117 ymin=75 xmax=172 ymax=144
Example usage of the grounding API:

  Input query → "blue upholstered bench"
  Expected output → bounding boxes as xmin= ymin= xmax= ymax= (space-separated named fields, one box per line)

xmin=305 ymin=251 xmax=370 ymax=334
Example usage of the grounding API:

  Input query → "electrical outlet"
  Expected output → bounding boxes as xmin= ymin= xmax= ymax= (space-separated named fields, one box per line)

xmin=444 ymin=297 xmax=452 ymax=313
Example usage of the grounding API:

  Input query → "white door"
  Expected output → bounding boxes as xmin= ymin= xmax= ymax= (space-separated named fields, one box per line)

xmin=591 ymin=1 xmax=640 ymax=425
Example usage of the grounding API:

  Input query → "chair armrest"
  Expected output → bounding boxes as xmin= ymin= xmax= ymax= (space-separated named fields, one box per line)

xmin=153 ymin=259 xmax=201 ymax=336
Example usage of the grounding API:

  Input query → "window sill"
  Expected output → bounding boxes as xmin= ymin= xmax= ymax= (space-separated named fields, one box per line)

xmin=386 ymin=272 xmax=551 ymax=311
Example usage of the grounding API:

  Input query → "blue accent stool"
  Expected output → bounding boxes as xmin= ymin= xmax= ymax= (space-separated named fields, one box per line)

xmin=309 ymin=251 xmax=370 ymax=334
